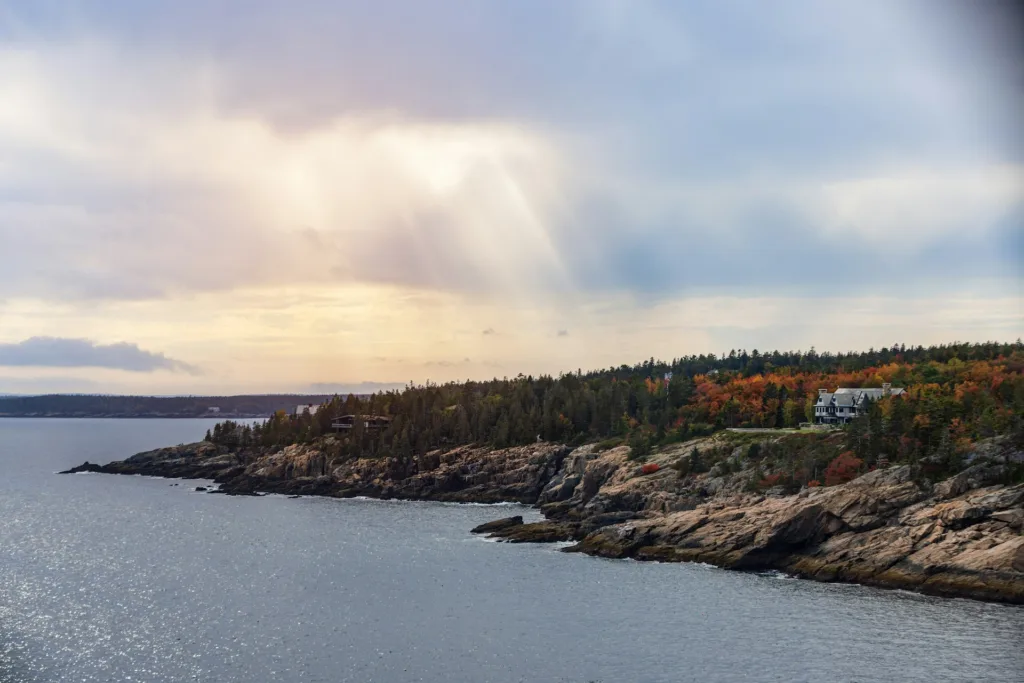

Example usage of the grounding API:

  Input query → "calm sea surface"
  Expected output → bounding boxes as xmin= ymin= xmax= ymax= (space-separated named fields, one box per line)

xmin=1 ymin=418 xmax=1022 ymax=683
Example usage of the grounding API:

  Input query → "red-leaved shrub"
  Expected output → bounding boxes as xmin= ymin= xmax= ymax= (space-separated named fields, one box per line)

xmin=824 ymin=451 xmax=863 ymax=486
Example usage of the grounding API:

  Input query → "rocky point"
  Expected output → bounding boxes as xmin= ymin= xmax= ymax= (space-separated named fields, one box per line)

xmin=64 ymin=432 xmax=1024 ymax=603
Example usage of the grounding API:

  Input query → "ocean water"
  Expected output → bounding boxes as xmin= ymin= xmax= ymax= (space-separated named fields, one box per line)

xmin=1 ymin=418 xmax=1022 ymax=683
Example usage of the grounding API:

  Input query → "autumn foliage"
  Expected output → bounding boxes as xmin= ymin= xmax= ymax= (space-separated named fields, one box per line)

xmin=824 ymin=451 xmax=864 ymax=486
xmin=206 ymin=342 xmax=1023 ymax=475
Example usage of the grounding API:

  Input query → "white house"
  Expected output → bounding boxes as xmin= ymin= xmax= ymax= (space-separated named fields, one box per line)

xmin=814 ymin=383 xmax=905 ymax=424
xmin=294 ymin=404 xmax=320 ymax=418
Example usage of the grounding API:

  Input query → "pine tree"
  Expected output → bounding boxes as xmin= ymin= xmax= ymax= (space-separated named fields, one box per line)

xmin=689 ymin=447 xmax=707 ymax=473
xmin=935 ymin=428 xmax=961 ymax=475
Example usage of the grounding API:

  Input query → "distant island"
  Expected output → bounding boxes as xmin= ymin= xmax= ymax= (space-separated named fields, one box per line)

xmin=0 ymin=394 xmax=337 ymax=419
xmin=66 ymin=341 xmax=1024 ymax=603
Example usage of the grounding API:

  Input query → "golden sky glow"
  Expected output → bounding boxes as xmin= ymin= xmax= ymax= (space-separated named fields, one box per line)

xmin=0 ymin=2 xmax=1021 ymax=394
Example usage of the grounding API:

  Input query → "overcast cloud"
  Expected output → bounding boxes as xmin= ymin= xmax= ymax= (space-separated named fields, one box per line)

xmin=0 ymin=338 xmax=199 ymax=373
xmin=0 ymin=0 xmax=1020 ymax=393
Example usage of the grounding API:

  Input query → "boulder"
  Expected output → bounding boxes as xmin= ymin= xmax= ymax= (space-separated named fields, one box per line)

xmin=470 ymin=516 xmax=524 ymax=534
xmin=487 ymin=521 xmax=574 ymax=543
xmin=59 ymin=461 xmax=105 ymax=474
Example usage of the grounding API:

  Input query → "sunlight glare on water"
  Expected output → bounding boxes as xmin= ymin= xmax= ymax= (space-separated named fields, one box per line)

xmin=1 ymin=419 xmax=1022 ymax=683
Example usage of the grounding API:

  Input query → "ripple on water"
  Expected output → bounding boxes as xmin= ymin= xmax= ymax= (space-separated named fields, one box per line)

xmin=2 ymin=418 xmax=1023 ymax=683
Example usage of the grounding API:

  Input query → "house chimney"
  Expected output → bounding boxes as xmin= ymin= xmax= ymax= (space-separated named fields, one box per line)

xmin=882 ymin=383 xmax=891 ymax=395
xmin=818 ymin=388 xmax=828 ymax=395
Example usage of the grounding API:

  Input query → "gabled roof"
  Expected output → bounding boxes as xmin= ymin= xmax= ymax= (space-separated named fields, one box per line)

xmin=818 ymin=387 xmax=906 ymax=408
xmin=833 ymin=393 xmax=857 ymax=407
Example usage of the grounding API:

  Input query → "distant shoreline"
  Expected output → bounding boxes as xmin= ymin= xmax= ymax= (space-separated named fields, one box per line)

xmin=0 ymin=414 xmax=270 ymax=419
xmin=0 ymin=393 xmax=340 ymax=420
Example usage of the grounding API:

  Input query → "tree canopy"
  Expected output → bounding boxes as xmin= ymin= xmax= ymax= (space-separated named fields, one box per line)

xmin=209 ymin=341 xmax=1024 ymax=474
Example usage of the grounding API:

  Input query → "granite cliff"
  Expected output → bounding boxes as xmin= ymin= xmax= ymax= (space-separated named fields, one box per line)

xmin=64 ymin=432 xmax=1024 ymax=603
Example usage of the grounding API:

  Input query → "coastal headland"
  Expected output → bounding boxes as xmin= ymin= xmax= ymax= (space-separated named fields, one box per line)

xmin=64 ymin=430 xmax=1024 ymax=604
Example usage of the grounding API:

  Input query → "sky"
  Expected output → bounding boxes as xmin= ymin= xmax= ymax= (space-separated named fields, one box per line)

xmin=0 ymin=0 xmax=1022 ymax=395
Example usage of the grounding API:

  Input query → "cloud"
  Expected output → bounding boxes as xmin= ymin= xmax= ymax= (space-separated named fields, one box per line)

xmin=0 ymin=337 xmax=198 ymax=373
xmin=0 ymin=42 xmax=566 ymax=301
xmin=0 ymin=3 xmax=1020 ymax=307
xmin=424 ymin=358 xmax=473 ymax=368
xmin=554 ymin=170 xmax=1024 ymax=298
xmin=0 ymin=1 xmax=1021 ymax=397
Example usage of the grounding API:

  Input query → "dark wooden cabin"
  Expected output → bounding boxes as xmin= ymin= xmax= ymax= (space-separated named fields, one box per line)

xmin=330 ymin=414 xmax=392 ymax=432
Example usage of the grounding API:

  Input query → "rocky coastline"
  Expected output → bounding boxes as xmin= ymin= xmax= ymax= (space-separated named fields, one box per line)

xmin=63 ymin=433 xmax=1024 ymax=604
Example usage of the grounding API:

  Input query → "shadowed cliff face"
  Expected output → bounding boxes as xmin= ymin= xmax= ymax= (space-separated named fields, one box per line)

xmin=65 ymin=434 xmax=1024 ymax=603
xmin=64 ymin=440 xmax=572 ymax=504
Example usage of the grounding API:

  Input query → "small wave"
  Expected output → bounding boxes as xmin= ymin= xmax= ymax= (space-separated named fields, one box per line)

xmin=759 ymin=570 xmax=797 ymax=580
xmin=439 ymin=501 xmax=524 ymax=508
xmin=548 ymin=541 xmax=576 ymax=550
xmin=888 ymin=588 xmax=932 ymax=600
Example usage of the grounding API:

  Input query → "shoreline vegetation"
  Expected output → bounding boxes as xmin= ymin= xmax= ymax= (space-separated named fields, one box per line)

xmin=64 ymin=342 xmax=1024 ymax=603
